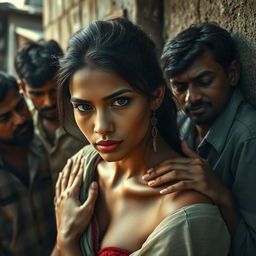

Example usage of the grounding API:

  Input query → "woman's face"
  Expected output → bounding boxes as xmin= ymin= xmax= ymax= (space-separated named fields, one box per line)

xmin=69 ymin=68 xmax=153 ymax=162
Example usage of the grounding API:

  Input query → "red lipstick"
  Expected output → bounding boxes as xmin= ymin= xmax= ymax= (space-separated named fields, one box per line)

xmin=95 ymin=140 xmax=122 ymax=153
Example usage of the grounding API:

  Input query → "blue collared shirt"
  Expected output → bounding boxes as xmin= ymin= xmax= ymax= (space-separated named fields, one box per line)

xmin=178 ymin=89 xmax=256 ymax=256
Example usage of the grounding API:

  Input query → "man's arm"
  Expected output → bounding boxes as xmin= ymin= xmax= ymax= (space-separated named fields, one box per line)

xmin=143 ymin=141 xmax=240 ymax=233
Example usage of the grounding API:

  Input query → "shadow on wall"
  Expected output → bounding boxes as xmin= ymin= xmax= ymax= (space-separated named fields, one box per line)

xmin=233 ymin=33 xmax=256 ymax=109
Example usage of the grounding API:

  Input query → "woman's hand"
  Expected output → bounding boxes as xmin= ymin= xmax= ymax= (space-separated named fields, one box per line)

xmin=55 ymin=155 xmax=98 ymax=251
xmin=142 ymin=141 xmax=230 ymax=206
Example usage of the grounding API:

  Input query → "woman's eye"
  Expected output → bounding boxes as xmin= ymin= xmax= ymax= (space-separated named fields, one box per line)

xmin=112 ymin=97 xmax=130 ymax=107
xmin=75 ymin=104 xmax=93 ymax=112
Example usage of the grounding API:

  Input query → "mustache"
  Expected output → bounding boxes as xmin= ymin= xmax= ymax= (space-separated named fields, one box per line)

xmin=185 ymin=100 xmax=212 ymax=112
xmin=13 ymin=120 xmax=34 ymax=136
xmin=39 ymin=104 xmax=57 ymax=112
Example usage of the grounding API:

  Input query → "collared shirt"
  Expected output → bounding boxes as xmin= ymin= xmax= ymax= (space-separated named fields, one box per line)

xmin=0 ymin=136 xmax=56 ymax=256
xmin=178 ymin=89 xmax=256 ymax=256
xmin=33 ymin=110 xmax=85 ymax=184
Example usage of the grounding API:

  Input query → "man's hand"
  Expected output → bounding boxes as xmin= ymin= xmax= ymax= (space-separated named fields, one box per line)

xmin=55 ymin=155 xmax=98 ymax=249
xmin=142 ymin=141 xmax=229 ymax=205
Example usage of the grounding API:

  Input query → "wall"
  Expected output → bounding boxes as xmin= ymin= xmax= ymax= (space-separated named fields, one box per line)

xmin=43 ymin=0 xmax=163 ymax=52
xmin=7 ymin=12 xmax=42 ymax=75
xmin=164 ymin=0 xmax=256 ymax=107
xmin=164 ymin=0 xmax=256 ymax=40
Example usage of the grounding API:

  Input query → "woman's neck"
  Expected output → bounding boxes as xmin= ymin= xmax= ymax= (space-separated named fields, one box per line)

xmin=97 ymin=136 xmax=179 ymax=188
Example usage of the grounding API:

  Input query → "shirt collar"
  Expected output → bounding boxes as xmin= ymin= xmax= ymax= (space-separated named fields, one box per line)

xmin=199 ymin=89 xmax=244 ymax=153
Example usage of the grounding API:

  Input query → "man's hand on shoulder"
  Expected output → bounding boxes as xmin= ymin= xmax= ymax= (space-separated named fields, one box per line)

xmin=142 ymin=141 xmax=230 ymax=206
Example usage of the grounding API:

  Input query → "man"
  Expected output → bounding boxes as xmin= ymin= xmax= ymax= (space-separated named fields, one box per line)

xmin=0 ymin=71 xmax=56 ymax=255
xmin=15 ymin=40 xmax=85 ymax=184
xmin=143 ymin=23 xmax=256 ymax=255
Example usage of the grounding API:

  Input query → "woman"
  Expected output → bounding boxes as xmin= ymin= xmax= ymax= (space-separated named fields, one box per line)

xmin=55 ymin=18 xmax=230 ymax=255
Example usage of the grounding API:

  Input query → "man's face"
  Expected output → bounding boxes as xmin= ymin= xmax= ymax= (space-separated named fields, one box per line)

xmin=0 ymin=89 xmax=34 ymax=146
xmin=170 ymin=50 xmax=235 ymax=127
xmin=22 ymin=79 xmax=58 ymax=120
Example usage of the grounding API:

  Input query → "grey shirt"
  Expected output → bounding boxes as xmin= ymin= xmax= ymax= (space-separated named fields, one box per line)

xmin=178 ymin=89 xmax=256 ymax=256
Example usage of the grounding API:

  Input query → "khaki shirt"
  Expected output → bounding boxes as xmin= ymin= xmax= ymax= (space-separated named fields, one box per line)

xmin=33 ymin=110 xmax=85 ymax=184
xmin=0 ymin=136 xmax=56 ymax=255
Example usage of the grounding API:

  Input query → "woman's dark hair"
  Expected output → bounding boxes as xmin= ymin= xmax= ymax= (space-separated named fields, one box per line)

xmin=161 ymin=22 xmax=237 ymax=78
xmin=0 ymin=71 xmax=19 ymax=101
xmin=15 ymin=40 xmax=63 ymax=88
xmin=58 ymin=18 xmax=182 ymax=154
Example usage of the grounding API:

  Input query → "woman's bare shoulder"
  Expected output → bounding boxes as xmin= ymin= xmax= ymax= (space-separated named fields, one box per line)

xmin=162 ymin=190 xmax=212 ymax=216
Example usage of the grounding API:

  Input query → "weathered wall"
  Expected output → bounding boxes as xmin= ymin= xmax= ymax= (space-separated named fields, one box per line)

xmin=164 ymin=0 xmax=256 ymax=40
xmin=164 ymin=0 xmax=256 ymax=107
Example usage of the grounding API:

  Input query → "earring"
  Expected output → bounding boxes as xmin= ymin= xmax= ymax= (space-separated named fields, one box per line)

xmin=151 ymin=111 xmax=158 ymax=152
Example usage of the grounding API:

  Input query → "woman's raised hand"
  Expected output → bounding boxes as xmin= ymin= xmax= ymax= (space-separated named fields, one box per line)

xmin=55 ymin=155 xmax=98 ymax=251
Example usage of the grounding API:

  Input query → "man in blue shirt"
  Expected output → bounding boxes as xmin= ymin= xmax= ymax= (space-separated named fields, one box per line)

xmin=143 ymin=23 xmax=256 ymax=255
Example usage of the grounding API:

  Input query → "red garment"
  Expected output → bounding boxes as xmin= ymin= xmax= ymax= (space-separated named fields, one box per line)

xmin=98 ymin=247 xmax=131 ymax=256
xmin=92 ymin=217 xmax=131 ymax=256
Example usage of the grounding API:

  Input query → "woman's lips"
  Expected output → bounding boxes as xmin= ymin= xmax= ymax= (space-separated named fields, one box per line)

xmin=95 ymin=140 xmax=123 ymax=153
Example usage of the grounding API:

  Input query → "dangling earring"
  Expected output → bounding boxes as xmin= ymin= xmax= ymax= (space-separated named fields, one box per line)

xmin=151 ymin=111 xmax=158 ymax=152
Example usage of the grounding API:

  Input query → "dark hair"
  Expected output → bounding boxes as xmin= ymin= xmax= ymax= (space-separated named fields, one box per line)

xmin=0 ymin=71 xmax=19 ymax=101
xmin=161 ymin=22 xmax=237 ymax=78
xmin=58 ymin=18 xmax=182 ymax=154
xmin=15 ymin=40 xmax=63 ymax=88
